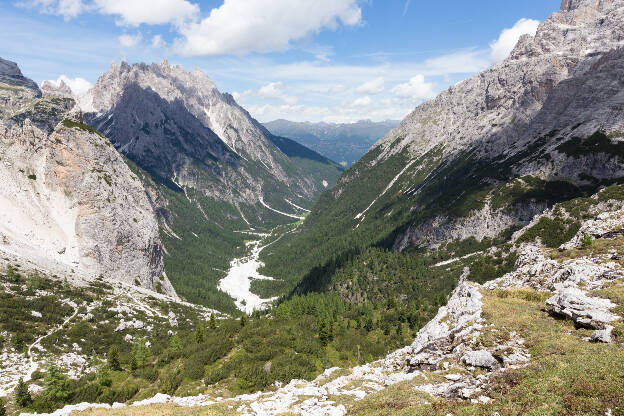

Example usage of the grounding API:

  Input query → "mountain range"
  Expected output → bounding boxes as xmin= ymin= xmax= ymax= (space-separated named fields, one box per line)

xmin=2 ymin=0 xmax=624 ymax=414
xmin=263 ymin=119 xmax=399 ymax=167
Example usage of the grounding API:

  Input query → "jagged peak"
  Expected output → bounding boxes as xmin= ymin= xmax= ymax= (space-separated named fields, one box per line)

xmin=560 ymin=0 xmax=615 ymax=12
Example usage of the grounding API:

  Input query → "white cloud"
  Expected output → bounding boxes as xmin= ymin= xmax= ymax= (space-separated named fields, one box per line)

xmin=93 ymin=0 xmax=199 ymax=26
xmin=490 ymin=18 xmax=540 ymax=62
xmin=151 ymin=35 xmax=164 ymax=48
xmin=16 ymin=0 xmax=86 ymax=19
xmin=356 ymin=77 xmax=384 ymax=95
xmin=351 ymin=96 xmax=372 ymax=107
xmin=44 ymin=75 xmax=93 ymax=96
xmin=118 ymin=32 xmax=142 ymax=47
xmin=176 ymin=0 xmax=362 ymax=56
xmin=391 ymin=75 xmax=436 ymax=99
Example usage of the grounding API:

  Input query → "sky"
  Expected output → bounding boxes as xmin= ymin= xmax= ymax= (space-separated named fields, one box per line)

xmin=0 ymin=0 xmax=560 ymax=123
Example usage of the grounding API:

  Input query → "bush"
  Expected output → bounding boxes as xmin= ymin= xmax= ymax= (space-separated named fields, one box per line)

xmin=581 ymin=233 xmax=594 ymax=249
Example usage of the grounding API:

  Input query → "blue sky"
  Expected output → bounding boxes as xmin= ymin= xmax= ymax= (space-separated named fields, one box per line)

xmin=1 ymin=0 xmax=560 ymax=123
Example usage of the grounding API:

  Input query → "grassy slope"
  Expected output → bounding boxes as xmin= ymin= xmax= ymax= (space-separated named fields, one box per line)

xmin=351 ymin=284 xmax=624 ymax=416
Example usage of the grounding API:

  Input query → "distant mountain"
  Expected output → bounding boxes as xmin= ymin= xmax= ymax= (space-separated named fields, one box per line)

xmin=263 ymin=119 xmax=399 ymax=167
xmin=81 ymin=60 xmax=343 ymax=311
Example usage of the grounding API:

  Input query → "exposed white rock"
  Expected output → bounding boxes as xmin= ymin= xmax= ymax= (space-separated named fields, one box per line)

xmin=546 ymin=287 xmax=619 ymax=329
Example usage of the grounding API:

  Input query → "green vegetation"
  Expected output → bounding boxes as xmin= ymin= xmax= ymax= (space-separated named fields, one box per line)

xmin=518 ymin=216 xmax=581 ymax=248
xmin=61 ymin=119 xmax=107 ymax=138
xmin=557 ymin=130 xmax=624 ymax=158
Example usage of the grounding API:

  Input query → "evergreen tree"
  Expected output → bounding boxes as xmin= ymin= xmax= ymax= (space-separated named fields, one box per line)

xmin=95 ymin=359 xmax=112 ymax=387
xmin=0 ymin=397 xmax=6 ymax=416
xmin=44 ymin=365 xmax=71 ymax=402
xmin=240 ymin=314 xmax=247 ymax=328
xmin=132 ymin=339 xmax=149 ymax=368
xmin=169 ymin=334 xmax=182 ymax=356
xmin=364 ymin=317 xmax=374 ymax=332
xmin=209 ymin=313 xmax=217 ymax=330
xmin=318 ymin=319 xmax=329 ymax=346
xmin=195 ymin=322 xmax=205 ymax=344
xmin=129 ymin=353 xmax=138 ymax=371
xmin=15 ymin=378 xmax=31 ymax=407
xmin=396 ymin=323 xmax=404 ymax=336
xmin=107 ymin=345 xmax=121 ymax=370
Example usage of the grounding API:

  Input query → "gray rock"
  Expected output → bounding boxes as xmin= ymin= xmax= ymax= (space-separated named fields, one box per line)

xmin=591 ymin=325 xmax=614 ymax=343
xmin=461 ymin=350 xmax=499 ymax=369
xmin=546 ymin=287 xmax=618 ymax=329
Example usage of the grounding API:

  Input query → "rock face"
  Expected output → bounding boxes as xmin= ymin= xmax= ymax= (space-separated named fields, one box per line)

xmin=82 ymin=60 xmax=340 ymax=209
xmin=0 ymin=57 xmax=176 ymax=297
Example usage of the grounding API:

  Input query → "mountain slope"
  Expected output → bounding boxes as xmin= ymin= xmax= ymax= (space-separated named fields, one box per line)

xmin=0 ymin=58 xmax=176 ymax=297
xmin=81 ymin=61 xmax=342 ymax=310
xmin=260 ymin=0 xmax=624 ymax=299
xmin=263 ymin=119 xmax=399 ymax=167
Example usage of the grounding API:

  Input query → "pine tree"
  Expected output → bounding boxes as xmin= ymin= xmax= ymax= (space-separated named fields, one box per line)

xmin=44 ymin=365 xmax=71 ymax=402
xmin=0 ymin=397 xmax=6 ymax=416
xmin=240 ymin=314 xmax=247 ymax=328
xmin=318 ymin=319 xmax=329 ymax=346
xmin=169 ymin=334 xmax=182 ymax=356
xmin=209 ymin=313 xmax=217 ymax=330
xmin=107 ymin=345 xmax=121 ymax=370
xmin=15 ymin=378 xmax=31 ymax=407
xmin=195 ymin=322 xmax=205 ymax=344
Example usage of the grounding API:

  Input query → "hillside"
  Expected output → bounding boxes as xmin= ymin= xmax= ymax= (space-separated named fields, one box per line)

xmin=5 ymin=182 xmax=624 ymax=415
xmin=263 ymin=119 xmax=399 ymax=167
xmin=259 ymin=0 xmax=624 ymax=300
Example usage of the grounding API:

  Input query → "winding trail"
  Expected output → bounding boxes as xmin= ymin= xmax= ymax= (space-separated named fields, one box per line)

xmin=24 ymin=302 xmax=81 ymax=382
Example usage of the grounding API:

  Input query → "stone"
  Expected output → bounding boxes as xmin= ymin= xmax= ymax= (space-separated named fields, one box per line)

xmin=546 ymin=287 xmax=619 ymax=329
xmin=591 ymin=325 xmax=614 ymax=343
xmin=461 ymin=350 xmax=499 ymax=369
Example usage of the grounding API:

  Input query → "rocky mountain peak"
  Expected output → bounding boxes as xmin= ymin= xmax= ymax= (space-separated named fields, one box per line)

xmin=0 ymin=57 xmax=41 ymax=95
xmin=41 ymin=79 xmax=74 ymax=98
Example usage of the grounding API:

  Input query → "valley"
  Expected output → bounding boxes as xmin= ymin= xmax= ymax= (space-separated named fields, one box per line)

xmin=1 ymin=0 xmax=624 ymax=414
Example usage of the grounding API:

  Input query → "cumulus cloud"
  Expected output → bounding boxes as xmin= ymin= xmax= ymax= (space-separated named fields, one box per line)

xmin=490 ymin=18 xmax=540 ymax=62
xmin=176 ymin=0 xmax=362 ymax=56
xmin=93 ymin=0 xmax=199 ymax=26
xmin=44 ymin=75 xmax=93 ymax=96
xmin=391 ymin=75 xmax=436 ymax=99
xmin=355 ymin=77 xmax=384 ymax=95
xmin=118 ymin=32 xmax=142 ymax=47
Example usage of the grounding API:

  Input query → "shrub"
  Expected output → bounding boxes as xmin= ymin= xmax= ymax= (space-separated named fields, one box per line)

xmin=581 ymin=233 xmax=593 ymax=249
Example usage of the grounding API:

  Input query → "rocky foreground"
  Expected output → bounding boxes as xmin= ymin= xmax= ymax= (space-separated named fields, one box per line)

xmin=22 ymin=187 xmax=624 ymax=415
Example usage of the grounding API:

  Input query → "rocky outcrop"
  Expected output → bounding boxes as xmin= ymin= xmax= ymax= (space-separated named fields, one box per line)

xmin=41 ymin=80 xmax=74 ymax=98
xmin=546 ymin=287 xmax=619 ymax=329
xmin=0 ymin=58 xmax=176 ymax=297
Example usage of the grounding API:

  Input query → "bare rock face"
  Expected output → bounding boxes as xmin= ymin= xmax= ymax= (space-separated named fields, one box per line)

xmin=356 ymin=0 xmax=624 ymax=251
xmin=0 ymin=57 xmax=176 ymax=297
